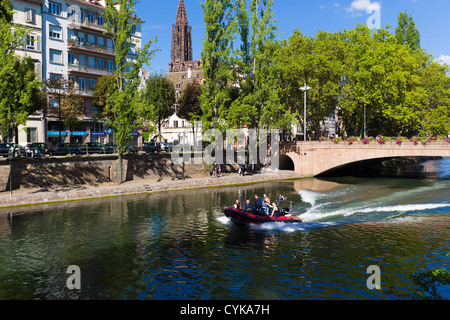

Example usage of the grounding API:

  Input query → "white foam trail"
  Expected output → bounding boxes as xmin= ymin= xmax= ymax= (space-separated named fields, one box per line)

xmin=352 ymin=203 xmax=449 ymax=214
xmin=301 ymin=203 xmax=449 ymax=223
xmin=217 ymin=216 xmax=232 ymax=225
xmin=299 ymin=190 xmax=323 ymax=206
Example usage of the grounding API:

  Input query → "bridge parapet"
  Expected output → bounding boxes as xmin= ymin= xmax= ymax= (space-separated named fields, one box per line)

xmin=280 ymin=140 xmax=449 ymax=177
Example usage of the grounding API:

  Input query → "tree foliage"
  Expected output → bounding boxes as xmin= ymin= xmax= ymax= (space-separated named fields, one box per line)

xmin=0 ymin=1 xmax=44 ymax=143
xmin=141 ymin=74 xmax=175 ymax=140
xmin=199 ymin=0 xmax=236 ymax=131
xmin=198 ymin=3 xmax=448 ymax=138
xmin=92 ymin=75 xmax=118 ymax=119
xmin=395 ymin=11 xmax=421 ymax=51
xmin=46 ymin=77 xmax=84 ymax=142
xmin=276 ymin=25 xmax=449 ymax=137
xmin=177 ymin=81 xmax=203 ymax=123
xmin=102 ymin=0 xmax=158 ymax=182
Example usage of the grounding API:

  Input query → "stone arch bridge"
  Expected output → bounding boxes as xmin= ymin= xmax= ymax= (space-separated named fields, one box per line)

xmin=280 ymin=141 xmax=450 ymax=177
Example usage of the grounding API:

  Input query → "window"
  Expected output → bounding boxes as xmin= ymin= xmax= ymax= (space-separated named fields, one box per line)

xmin=50 ymin=73 xmax=62 ymax=80
xmin=78 ymin=78 xmax=86 ymax=90
xmin=97 ymin=59 xmax=104 ymax=69
xmin=26 ymin=35 xmax=35 ymax=50
xmin=49 ymin=49 xmax=62 ymax=64
xmin=49 ymin=98 xmax=59 ymax=108
xmin=68 ymin=76 xmax=76 ymax=83
xmin=25 ymin=8 xmax=36 ymax=23
xmin=87 ymin=13 xmax=95 ymax=24
xmin=49 ymin=25 xmax=62 ymax=40
xmin=68 ymin=29 xmax=76 ymax=40
xmin=48 ymin=2 xmax=61 ymax=16
xmin=88 ymin=34 xmax=95 ymax=44
xmin=27 ymin=128 xmax=37 ymax=144
xmin=107 ymin=60 xmax=114 ymax=73
xmin=97 ymin=16 xmax=104 ymax=26
xmin=97 ymin=36 xmax=104 ymax=46
xmin=88 ymin=56 xmax=95 ymax=68
xmin=78 ymin=55 xmax=85 ymax=66
xmin=68 ymin=53 xmax=75 ymax=65
xmin=173 ymin=121 xmax=179 ymax=129
xmin=128 ymin=44 xmax=136 ymax=55
xmin=106 ymin=39 xmax=114 ymax=54
xmin=78 ymin=32 xmax=85 ymax=44
xmin=88 ymin=79 xmax=96 ymax=90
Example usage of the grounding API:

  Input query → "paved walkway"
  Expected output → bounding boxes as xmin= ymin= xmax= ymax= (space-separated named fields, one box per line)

xmin=0 ymin=171 xmax=302 ymax=209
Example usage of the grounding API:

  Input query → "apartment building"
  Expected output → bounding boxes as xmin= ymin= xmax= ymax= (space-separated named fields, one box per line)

xmin=10 ymin=0 xmax=45 ymax=144
xmin=8 ymin=0 xmax=144 ymax=146
xmin=43 ymin=0 xmax=142 ymax=145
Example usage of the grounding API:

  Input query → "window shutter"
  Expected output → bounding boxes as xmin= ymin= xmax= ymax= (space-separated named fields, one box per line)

xmin=36 ymin=35 xmax=41 ymax=51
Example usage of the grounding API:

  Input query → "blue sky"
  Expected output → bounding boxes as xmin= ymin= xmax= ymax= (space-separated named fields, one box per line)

xmin=135 ymin=0 xmax=450 ymax=73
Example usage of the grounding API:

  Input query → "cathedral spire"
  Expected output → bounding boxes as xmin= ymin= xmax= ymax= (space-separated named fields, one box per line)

xmin=175 ymin=0 xmax=188 ymax=26
xmin=171 ymin=0 xmax=193 ymax=65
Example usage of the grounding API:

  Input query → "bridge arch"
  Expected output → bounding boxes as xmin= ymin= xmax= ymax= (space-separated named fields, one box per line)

xmin=279 ymin=154 xmax=295 ymax=171
xmin=281 ymin=141 xmax=450 ymax=178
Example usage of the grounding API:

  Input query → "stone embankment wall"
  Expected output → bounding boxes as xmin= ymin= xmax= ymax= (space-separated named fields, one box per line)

xmin=0 ymin=154 xmax=237 ymax=192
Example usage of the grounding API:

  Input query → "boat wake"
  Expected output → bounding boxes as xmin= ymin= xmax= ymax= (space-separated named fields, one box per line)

xmin=298 ymin=183 xmax=450 ymax=224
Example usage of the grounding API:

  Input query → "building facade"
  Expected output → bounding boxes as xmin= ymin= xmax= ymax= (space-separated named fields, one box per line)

xmin=8 ymin=0 xmax=144 ymax=146
xmin=10 ymin=0 xmax=45 ymax=144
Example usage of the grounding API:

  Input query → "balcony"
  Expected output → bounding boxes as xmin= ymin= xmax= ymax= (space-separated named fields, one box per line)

xmin=68 ymin=16 xmax=107 ymax=33
xmin=67 ymin=38 xmax=115 ymax=56
xmin=68 ymin=63 xmax=115 ymax=77
xmin=77 ymin=89 xmax=94 ymax=97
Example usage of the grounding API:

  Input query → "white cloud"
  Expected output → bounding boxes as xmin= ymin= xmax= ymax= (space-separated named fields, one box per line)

xmin=346 ymin=0 xmax=381 ymax=16
xmin=436 ymin=55 xmax=450 ymax=66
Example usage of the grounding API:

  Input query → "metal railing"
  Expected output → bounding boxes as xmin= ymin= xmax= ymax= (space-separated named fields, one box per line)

xmin=68 ymin=63 xmax=115 ymax=76
xmin=67 ymin=38 xmax=115 ymax=55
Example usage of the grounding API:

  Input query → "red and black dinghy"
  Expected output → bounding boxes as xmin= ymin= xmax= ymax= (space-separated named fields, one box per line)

xmin=224 ymin=200 xmax=302 ymax=226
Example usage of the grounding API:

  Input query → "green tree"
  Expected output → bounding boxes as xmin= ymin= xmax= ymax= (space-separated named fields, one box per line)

xmin=177 ymin=81 xmax=203 ymax=146
xmin=199 ymin=0 xmax=236 ymax=131
xmin=141 ymin=74 xmax=175 ymax=141
xmin=102 ymin=0 xmax=157 ymax=183
xmin=395 ymin=11 xmax=420 ymax=51
xmin=0 ymin=3 xmax=44 ymax=143
xmin=45 ymin=77 xmax=83 ymax=143
xmin=277 ymin=24 xmax=439 ymax=139
xmin=226 ymin=0 xmax=295 ymax=131
xmin=0 ymin=56 xmax=45 ymax=143
xmin=92 ymin=75 xmax=118 ymax=119
xmin=419 ymin=61 xmax=450 ymax=136
xmin=0 ymin=0 xmax=12 ymax=23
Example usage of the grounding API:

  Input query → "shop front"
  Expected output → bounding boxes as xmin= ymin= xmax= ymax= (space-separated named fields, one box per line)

xmin=48 ymin=131 xmax=67 ymax=145
xmin=70 ymin=131 xmax=88 ymax=145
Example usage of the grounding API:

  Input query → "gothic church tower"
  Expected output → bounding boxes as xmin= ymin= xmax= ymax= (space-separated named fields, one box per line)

xmin=167 ymin=0 xmax=203 ymax=92
xmin=171 ymin=0 xmax=193 ymax=64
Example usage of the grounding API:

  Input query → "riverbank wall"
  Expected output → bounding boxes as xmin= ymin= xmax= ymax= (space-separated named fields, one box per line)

xmin=0 ymin=154 xmax=241 ymax=192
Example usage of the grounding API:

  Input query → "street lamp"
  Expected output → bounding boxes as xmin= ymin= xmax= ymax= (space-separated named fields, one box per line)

xmin=300 ymin=83 xmax=311 ymax=142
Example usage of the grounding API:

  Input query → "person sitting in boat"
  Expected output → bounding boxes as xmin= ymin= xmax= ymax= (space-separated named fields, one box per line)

xmin=254 ymin=194 xmax=264 ymax=215
xmin=270 ymin=202 xmax=280 ymax=217
xmin=244 ymin=200 xmax=255 ymax=213
xmin=263 ymin=194 xmax=271 ymax=205
xmin=234 ymin=200 xmax=241 ymax=210
xmin=262 ymin=194 xmax=272 ymax=216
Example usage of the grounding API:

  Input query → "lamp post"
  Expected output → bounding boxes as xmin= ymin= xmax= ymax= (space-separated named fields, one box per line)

xmin=300 ymin=83 xmax=311 ymax=141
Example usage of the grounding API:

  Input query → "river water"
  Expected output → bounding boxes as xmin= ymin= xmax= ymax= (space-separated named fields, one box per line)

xmin=0 ymin=159 xmax=449 ymax=300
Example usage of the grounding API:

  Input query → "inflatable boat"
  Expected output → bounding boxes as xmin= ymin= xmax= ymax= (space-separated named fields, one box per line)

xmin=224 ymin=200 xmax=302 ymax=226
